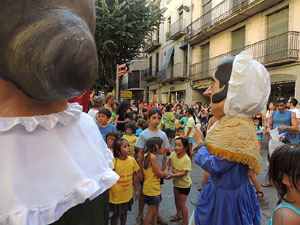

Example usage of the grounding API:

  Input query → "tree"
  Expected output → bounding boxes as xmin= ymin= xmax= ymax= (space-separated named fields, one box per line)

xmin=94 ymin=0 xmax=165 ymax=94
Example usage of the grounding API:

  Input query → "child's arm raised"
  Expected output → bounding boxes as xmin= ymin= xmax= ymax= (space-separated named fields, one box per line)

xmin=150 ymin=154 xmax=167 ymax=178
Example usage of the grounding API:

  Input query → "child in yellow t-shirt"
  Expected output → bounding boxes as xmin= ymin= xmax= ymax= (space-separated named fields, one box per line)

xmin=109 ymin=138 xmax=139 ymax=225
xmin=165 ymin=137 xmax=192 ymax=225
xmin=122 ymin=122 xmax=138 ymax=157
xmin=143 ymin=137 xmax=167 ymax=225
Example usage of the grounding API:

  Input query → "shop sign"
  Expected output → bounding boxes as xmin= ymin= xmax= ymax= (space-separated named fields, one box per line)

xmin=121 ymin=91 xmax=132 ymax=99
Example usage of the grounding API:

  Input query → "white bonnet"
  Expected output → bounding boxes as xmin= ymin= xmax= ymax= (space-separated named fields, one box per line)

xmin=224 ymin=51 xmax=271 ymax=117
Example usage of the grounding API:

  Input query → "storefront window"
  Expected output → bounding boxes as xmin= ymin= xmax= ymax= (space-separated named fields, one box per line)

xmin=169 ymin=90 xmax=186 ymax=103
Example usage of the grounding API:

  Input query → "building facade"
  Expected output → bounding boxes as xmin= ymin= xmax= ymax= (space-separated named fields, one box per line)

xmin=142 ymin=0 xmax=300 ymax=105
xmin=120 ymin=57 xmax=147 ymax=104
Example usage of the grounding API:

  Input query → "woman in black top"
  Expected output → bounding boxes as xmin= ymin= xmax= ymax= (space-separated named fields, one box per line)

xmin=116 ymin=100 xmax=131 ymax=132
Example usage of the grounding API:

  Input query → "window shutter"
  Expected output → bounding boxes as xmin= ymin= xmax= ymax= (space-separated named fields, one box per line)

xmin=267 ymin=8 xmax=288 ymax=38
xmin=232 ymin=26 xmax=245 ymax=55
xmin=266 ymin=8 xmax=289 ymax=62
xmin=202 ymin=1 xmax=212 ymax=29
xmin=201 ymin=43 xmax=210 ymax=75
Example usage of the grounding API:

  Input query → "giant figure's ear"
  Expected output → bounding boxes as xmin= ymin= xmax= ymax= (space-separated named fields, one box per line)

xmin=212 ymin=56 xmax=235 ymax=103
xmin=0 ymin=0 xmax=97 ymax=101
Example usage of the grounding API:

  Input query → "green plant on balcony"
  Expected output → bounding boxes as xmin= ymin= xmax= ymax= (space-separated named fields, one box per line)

xmin=165 ymin=31 xmax=170 ymax=40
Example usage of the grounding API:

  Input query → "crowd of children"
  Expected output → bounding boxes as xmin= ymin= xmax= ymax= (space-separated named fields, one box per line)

xmin=86 ymin=95 xmax=300 ymax=225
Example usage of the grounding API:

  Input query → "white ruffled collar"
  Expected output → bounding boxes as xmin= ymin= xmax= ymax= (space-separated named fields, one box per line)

xmin=0 ymin=103 xmax=82 ymax=132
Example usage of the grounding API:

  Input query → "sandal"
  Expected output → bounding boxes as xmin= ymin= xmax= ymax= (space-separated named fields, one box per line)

xmin=261 ymin=183 xmax=273 ymax=188
xmin=256 ymin=191 xmax=264 ymax=198
xmin=170 ymin=215 xmax=183 ymax=222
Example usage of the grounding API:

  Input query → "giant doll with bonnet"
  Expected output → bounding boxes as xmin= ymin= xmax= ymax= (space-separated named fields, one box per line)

xmin=0 ymin=1 xmax=119 ymax=225
xmin=191 ymin=51 xmax=270 ymax=225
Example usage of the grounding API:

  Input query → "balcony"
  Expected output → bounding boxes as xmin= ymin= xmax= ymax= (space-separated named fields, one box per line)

xmin=159 ymin=63 xmax=187 ymax=82
xmin=142 ymin=67 xmax=158 ymax=82
xmin=143 ymin=39 xmax=161 ymax=53
xmin=185 ymin=0 xmax=284 ymax=45
xmin=169 ymin=19 xmax=185 ymax=40
xmin=128 ymin=78 xmax=140 ymax=90
xmin=190 ymin=31 xmax=300 ymax=83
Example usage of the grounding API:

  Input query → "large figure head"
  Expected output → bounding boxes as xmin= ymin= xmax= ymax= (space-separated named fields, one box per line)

xmin=204 ymin=51 xmax=270 ymax=119
xmin=0 ymin=0 xmax=98 ymax=100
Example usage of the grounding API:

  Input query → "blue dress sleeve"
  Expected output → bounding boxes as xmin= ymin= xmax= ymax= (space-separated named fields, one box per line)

xmin=195 ymin=145 xmax=235 ymax=175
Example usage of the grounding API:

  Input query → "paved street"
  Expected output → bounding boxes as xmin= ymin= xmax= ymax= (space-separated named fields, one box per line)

xmin=126 ymin=135 xmax=277 ymax=225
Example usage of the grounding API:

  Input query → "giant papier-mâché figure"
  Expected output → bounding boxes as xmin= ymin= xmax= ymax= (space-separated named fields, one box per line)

xmin=191 ymin=51 xmax=270 ymax=225
xmin=0 ymin=1 xmax=119 ymax=225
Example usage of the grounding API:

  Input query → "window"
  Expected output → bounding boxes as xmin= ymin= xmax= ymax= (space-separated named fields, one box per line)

xmin=266 ymin=8 xmax=289 ymax=62
xmin=149 ymin=56 xmax=153 ymax=76
xmin=155 ymin=52 xmax=159 ymax=75
xmin=201 ymin=43 xmax=210 ymax=75
xmin=179 ymin=8 xmax=183 ymax=30
xmin=231 ymin=26 xmax=245 ymax=55
xmin=168 ymin=17 xmax=171 ymax=32
xmin=202 ymin=0 xmax=212 ymax=29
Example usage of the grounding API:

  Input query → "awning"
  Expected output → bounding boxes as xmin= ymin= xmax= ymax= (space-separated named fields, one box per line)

xmin=161 ymin=47 xmax=174 ymax=70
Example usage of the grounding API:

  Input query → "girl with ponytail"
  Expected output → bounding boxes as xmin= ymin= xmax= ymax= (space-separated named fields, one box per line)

xmin=142 ymin=137 xmax=167 ymax=225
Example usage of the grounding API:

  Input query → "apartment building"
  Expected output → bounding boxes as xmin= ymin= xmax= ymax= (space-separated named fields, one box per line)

xmin=142 ymin=0 xmax=201 ymax=103
xmin=120 ymin=58 xmax=148 ymax=103
xmin=187 ymin=0 xmax=300 ymax=102
xmin=142 ymin=0 xmax=300 ymax=104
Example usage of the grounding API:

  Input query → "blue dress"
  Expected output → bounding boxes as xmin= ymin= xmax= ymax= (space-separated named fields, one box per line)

xmin=194 ymin=146 xmax=261 ymax=225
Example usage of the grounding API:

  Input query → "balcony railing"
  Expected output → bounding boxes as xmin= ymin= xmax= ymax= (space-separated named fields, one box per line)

xmin=159 ymin=63 xmax=187 ymax=81
xmin=185 ymin=0 xmax=283 ymax=44
xmin=142 ymin=67 xmax=158 ymax=81
xmin=143 ymin=39 xmax=161 ymax=53
xmin=158 ymin=69 xmax=167 ymax=80
xmin=169 ymin=19 xmax=185 ymax=40
xmin=190 ymin=31 xmax=300 ymax=81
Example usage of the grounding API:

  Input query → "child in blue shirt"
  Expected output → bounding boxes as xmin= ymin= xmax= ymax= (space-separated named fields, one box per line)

xmin=254 ymin=119 xmax=263 ymax=149
xmin=268 ymin=144 xmax=300 ymax=225
xmin=97 ymin=109 xmax=117 ymax=140
xmin=135 ymin=118 xmax=144 ymax=137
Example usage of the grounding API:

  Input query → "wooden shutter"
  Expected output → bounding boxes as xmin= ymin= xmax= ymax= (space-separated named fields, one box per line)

xmin=266 ymin=8 xmax=289 ymax=63
xmin=201 ymin=43 xmax=210 ymax=76
xmin=267 ymin=8 xmax=288 ymax=38
xmin=232 ymin=26 xmax=245 ymax=55
xmin=202 ymin=0 xmax=212 ymax=29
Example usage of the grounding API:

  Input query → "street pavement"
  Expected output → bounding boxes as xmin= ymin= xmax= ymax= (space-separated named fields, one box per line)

xmin=125 ymin=135 xmax=277 ymax=225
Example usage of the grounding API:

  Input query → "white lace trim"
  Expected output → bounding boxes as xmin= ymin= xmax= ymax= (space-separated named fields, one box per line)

xmin=0 ymin=170 xmax=118 ymax=225
xmin=0 ymin=103 xmax=82 ymax=132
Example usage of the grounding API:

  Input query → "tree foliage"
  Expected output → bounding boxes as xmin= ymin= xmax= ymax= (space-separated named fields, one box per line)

xmin=94 ymin=0 xmax=165 ymax=93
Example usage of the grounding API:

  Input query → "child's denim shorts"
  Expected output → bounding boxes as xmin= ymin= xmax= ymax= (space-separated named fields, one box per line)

xmin=188 ymin=137 xmax=196 ymax=144
xmin=143 ymin=194 xmax=162 ymax=205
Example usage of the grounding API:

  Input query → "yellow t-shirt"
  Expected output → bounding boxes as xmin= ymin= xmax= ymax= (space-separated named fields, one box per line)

xmin=122 ymin=134 xmax=138 ymax=155
xmin=170 ymin=152 xmax=192 ymax=188
xmin=109 ymin=156 xmax=139 ymax=204
xmin=185 ymin=117 xmax=195 ymax=138
xmin=143 ymin=153 xmax=161 ymax=196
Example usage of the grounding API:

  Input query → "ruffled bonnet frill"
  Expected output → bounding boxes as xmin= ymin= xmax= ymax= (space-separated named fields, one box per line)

xmin=0 ymin=103 xmax=119 ymax=225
